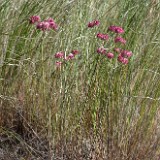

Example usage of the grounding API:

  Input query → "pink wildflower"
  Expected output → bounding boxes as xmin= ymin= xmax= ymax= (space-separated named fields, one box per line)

xmin=54 ymin=52 xmax=64 ymax=59
xmin=36 ymin=21 xmax=50 ymax=31
xmin=88 ymin=20 xmax=100 ymax=28
xmin=122 ymin=58 xmax=129 ymax=64
xmin=67 ymin=53 xmax=75 ymax=60
xmin=117 ymin=54 xmax=129 ymax=64
xmin=108 ymin=26 xmax=124 ymax=34
xmin=121 ymin=50 xmax=132 ymax=58
xmin=116 ymin=27 xmax=125 ymax=34
xmin=45 ymin=18 xmax=54 ymax=23
xmin=108 ymin=25 xmax=116 ymax=32
xmin=50 ymin=22 xmax=58 ymax=31
xmin=94 ymin=20 xmax=100 ymax=26
xmin=97 ymin=33 xmax=109 ymax=40
xmin=29 ymin=15 xmax=40 ymax=24
xmin=106 ymin=52 xmax=114 ymax=59
xmin=71 ymin=50 xmax=79 ymax=55
xmin=97 ymin=47 xmax=106 ymax=54
xmin=117 ymin=54 xmax=124 ymax=62
xmin=115 ymin=37 xmax=126 ymax=44
xmin=45 ymin=18 xmax=58 ymax=31
xmin=55 ymin=61 xmax=62 ymax=67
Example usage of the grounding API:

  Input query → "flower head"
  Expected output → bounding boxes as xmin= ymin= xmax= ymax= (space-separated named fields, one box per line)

xmin=71 ymin=50 xmax=79 ymax=55
xmin=88 ymin=20 xmax=100 ymax=28
xmin=116 ymin=27 xmax=124 ymax=34
xmin=45 ymin=18 xmax=58 ymax=31
xmin=122 ymin=58 xmax=129 ymax=64
xmin=36 ymin=22 xmax=43 ymax=29
xmin=45 ymin=18 xmax=54 ymax=23
xmin=106 ymin=52 xmax=114 ymax=59
xmin=54 ymin=52 xmax=64 ymax=59
xmin=121 ymin=50 xmax=132 ymax=58
xmin=118 ymin=54 xmax=129 ymax=64
xmin=36 ymin=17 xmax=58 ymax=31
xmin=97 ymin=33 xmax=109 ymax=41
xmin=115 ymin=37 xmax=126 ymax=44
xmin=36 ymin=21 xmax=50 ymax=31
xmin=50 ymin=22 xmax=58 ymax=31
xmin=97 ymin=47 xmax=106 ymax=54
xmin=94 ymin=20 xmax=100 ymax=26
xmin=29 ymin=15 xmax=40 ymax=24
xmin=67 ymin=53 xmax=75 ymax=60
xmin=108 ymin=25 xmax=124 ymax=34
xmin=55 ymin=61 xmax=62 ymax=67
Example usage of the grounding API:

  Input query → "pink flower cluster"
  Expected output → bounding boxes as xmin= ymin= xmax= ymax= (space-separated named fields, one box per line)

xmin=71 ymin=50 xmax=79 ymax=55
xmin=106 ymin=52 xmax=114 ymax=59
xmin=115 ymin=36 xmax=126 ymax=44
xmin=29 ymin=15 xmax=58 ymax=31
xmin=97 ymin=33 xmax=109 ymax=41
xmin=54 ymin=50 xmax=80 ymax=68
xmin=97 ymin=47 xmax=107 ymax=54
xmin=108 ymin=25 xmax=124 ymax=34
xmin=96 ymin=47 xmax=114 ymax=59
xmin=96 ymin=47 xmax=132 ymax=63
xmin=88 ymin=20 xmax=100 ymax=28
xmin=88 ymin=20 xmax=132 ymax=64
xmin=117 ymin=55 xmax=128 ymax=64
xmin=55 ymin=61 xmax=63 ymax=67
xmin=54 ymin=51 xmax=64 ymax=59
xmin=29 ymin=15 xmax=40 ymax=24
xmin=116 ymin=49 xmax=132 ymax=64
xmin=121 ymin=50 xmax=132 ymax=58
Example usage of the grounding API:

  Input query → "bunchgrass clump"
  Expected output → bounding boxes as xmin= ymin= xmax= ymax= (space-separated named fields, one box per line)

xmin=0 ymin=0 xmax=160 ymax=159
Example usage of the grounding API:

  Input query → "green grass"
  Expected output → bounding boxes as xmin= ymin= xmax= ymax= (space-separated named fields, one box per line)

xmin=0 ymin=0 xmax=160 ymax=159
